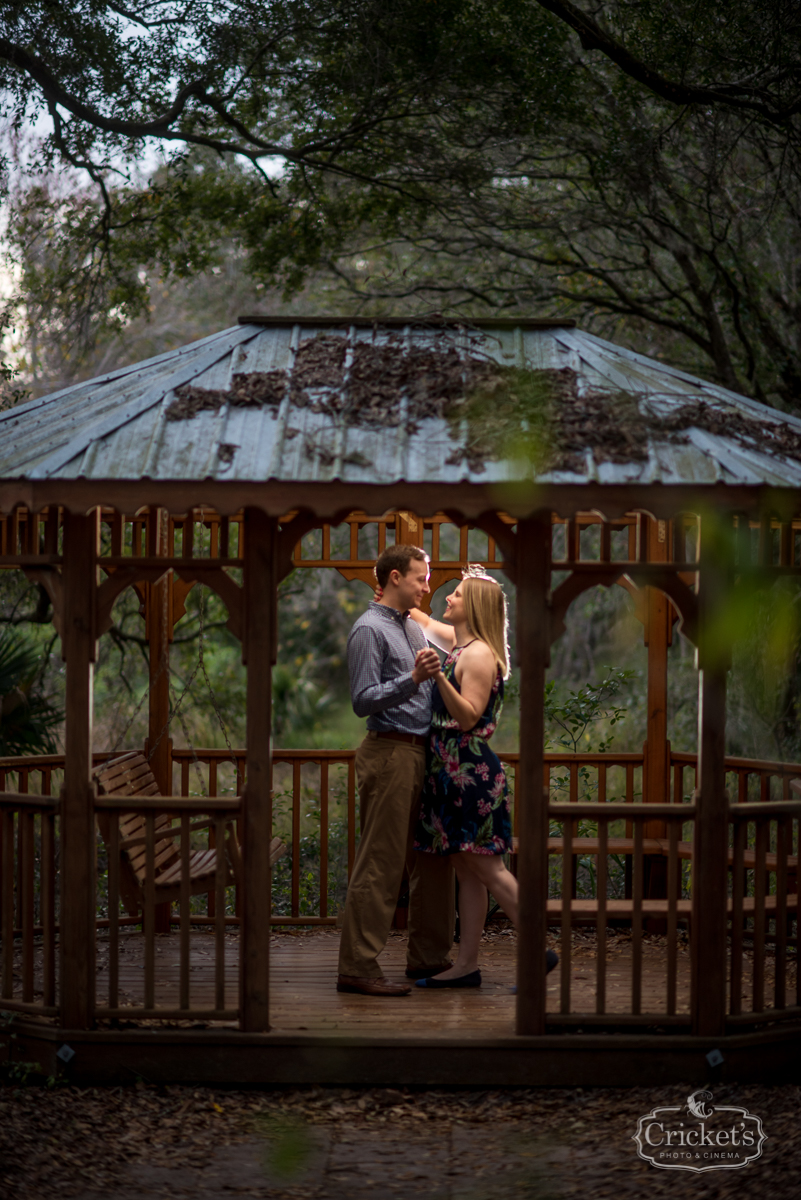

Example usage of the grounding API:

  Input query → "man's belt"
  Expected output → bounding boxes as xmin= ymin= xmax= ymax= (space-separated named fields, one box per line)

xmin=368 ymin=730 xmax=427 ymax=746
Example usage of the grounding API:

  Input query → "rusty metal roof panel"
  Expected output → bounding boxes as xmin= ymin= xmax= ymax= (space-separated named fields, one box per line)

xmin=6 ymin=319 xmax=801 ymax=490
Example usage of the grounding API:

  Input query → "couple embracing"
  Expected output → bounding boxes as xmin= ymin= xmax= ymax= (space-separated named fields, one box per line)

xmin=336 ymin=543 xmax=558 ymax=996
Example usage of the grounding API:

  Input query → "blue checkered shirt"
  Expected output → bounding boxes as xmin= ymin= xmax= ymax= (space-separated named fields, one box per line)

xmin=347 ymin=601 xmax=434 ymax=735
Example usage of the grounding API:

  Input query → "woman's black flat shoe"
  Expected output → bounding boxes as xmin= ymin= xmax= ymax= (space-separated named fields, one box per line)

xmin=416 ymin=969 xmax=482 ymax=989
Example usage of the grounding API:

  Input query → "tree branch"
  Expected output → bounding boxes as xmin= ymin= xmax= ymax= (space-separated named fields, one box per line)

xmin=533 ymin=0 xmax=801 ymax=124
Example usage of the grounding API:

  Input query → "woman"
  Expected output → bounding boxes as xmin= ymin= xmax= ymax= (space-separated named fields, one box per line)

xmin=409 ymin=570 xmax=558 ymax=988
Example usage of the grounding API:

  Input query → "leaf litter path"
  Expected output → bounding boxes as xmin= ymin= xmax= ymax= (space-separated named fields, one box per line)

xmin=1 ymin=1079 xmax=799 ymax=1200
xmin=92 ymin=928 xmax=696 ymax=1027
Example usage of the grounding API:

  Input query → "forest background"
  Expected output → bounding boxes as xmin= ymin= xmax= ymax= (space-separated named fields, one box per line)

xmin=1 ymin=1 xmax=801 ymax=769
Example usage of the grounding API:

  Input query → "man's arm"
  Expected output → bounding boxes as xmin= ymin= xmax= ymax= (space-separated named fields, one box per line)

xmin=348 ymin=625 xmax=438 ymax=717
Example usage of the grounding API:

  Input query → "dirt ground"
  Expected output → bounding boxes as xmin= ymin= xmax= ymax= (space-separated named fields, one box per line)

xmin=1 ymin=1081 xmax=798 ymax=1200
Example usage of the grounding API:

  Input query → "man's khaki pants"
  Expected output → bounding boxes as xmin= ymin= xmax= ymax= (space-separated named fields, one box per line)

xmin=338 ymin=734 xmax=454 ymax=978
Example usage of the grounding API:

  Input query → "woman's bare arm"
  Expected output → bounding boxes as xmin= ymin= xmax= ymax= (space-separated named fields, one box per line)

xmin=407 ymin=607 xmax=457 ymax=652
xmin=434 ymin=641 xmax=496 ymax=731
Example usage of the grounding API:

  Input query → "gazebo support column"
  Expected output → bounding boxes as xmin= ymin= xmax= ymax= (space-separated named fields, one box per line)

xmin=145 ymin=508 xmax=173 ymax=797
xmin=60 ymin=510 xmax=99 ymax=1029
xmin=691 ymin=517 xmax=730 ymax=1037
xmin=146 ymin=507 xmax=173 ymax=933
xmin=643 ymin=517 xmax=672 ymax=915
xmin=240 ymin=507 xmax=277 ymax=1031
xmin=515 ymin=514 xmax=551 ymax=1035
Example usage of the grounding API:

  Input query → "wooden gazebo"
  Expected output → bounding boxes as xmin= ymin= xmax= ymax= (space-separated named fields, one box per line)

xmin=1 ymin=317 xmax=799 ymax=1085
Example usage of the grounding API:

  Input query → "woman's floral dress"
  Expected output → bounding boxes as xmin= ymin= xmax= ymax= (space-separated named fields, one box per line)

xmin=415 ymin=643 xmax=511 ymax=856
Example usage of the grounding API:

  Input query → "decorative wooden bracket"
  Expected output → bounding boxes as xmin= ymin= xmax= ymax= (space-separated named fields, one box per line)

xmin=22 ymin=567 xmax=64 ymax=641
xmin=439 ymin=508 xmax=517 ymax=581
xmin=625 ymin=566 xmax=698 ymax=646
xmin=96 ymin=565 xmax=171 ymax=637
xmin=550 ymin=566 xmax=699 ymax=646
xmin=276 ymin=508 xmax=353 ymax=583
xmin=173 ymin=565 xmax=243 ymax=642
xmin=472 ymin=512 xmax=517 ymax=580
xmin=550 ymin=569 xmax=624 ymax=644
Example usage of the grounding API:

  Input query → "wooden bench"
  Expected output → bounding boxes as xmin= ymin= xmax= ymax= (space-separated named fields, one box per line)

xmin=505 ymin=836 xmax=798 ymax=925
xmin=511 ymin=837 xmax=799 ymax=874
xmin=94 ymin=752 xmax=286 ymax=917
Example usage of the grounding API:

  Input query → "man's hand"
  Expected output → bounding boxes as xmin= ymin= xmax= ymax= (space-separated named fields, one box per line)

xmin=411 ymin=647 xmax=441 ymax=685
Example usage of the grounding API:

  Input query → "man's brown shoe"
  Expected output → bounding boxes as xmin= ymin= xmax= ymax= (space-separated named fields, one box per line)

xmin=336 ymin=974 xmax=411 ymax=996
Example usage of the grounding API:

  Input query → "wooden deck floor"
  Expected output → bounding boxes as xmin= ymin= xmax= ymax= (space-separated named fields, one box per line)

xmin=8 ymin=928 xmax=801 ymax=1087
xmin=94 ymin=927 xmax=701 ymax=1030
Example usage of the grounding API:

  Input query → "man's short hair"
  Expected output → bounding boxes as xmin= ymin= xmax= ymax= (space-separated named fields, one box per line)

xmin=374 ymin=544 xmax=429 ymax=588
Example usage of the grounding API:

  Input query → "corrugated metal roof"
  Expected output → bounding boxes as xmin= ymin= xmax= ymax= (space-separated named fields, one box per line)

xmin=2 ymin=319 xmax=801 ymax=488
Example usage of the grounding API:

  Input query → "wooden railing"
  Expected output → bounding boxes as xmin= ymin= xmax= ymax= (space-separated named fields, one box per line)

xmin=0 ymin=792 xmax=58 ymax=1017
xmin=727 ymin=800 xmax=800 ymax=1025
xmin=94 ymin=795 xmax=242 ymax=1022
xmin=547 ymin=801 xmax=693 ymax=1026
xmin=1 ymin=747 xmax=799 ymax=1027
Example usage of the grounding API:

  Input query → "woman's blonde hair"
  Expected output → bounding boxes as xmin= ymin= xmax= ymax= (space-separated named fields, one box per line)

xmin=461 ymin=570 xmax=510 ymax=680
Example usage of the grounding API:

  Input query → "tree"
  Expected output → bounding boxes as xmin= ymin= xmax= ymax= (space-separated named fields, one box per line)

xmin=3 ymin=2 xmax=801 ymax=405
xmin=0 ymin=628 xmax=63 ymax=755
xmin=0 ymin=2 xmax=574 ymax=336
xmin=531 ymin=1 xmax=801 ymax=126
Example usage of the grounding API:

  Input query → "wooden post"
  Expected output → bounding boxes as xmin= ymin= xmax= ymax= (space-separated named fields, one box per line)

xmin=240 ymin=507 xmax=277 ymax=1031
xmin=515 ymin=514 xmax=551 ymax=1035
xmin=60 ymin=510 xmax=99 ymax=1029
xmin=146 ymin=508 xmax=173 ymax=933
xmin=146 ymin=508 xmax=173 ymax=795
xmin=691 ymin=513 xmax=731 ymax=1037
xmin=644 ymin=517 xmax=671 ymax=908
xmin=396 ymin=510 xmax=431 ymax=615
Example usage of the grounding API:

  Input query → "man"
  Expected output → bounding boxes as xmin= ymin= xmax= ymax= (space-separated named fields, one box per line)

xmin=337 ymin=544 xmax=455 ymax=996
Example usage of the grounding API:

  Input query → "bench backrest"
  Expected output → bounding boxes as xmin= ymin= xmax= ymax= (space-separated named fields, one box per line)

xmin=94 ymin=752 xmax=178 ymax=911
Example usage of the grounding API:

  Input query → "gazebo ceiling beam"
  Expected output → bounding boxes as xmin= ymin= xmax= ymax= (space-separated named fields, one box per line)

xmin=4 ymin=481 xmax=801 ymax=524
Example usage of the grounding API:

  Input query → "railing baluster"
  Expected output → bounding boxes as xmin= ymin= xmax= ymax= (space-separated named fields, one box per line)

xmin=180 ymin=813 xmax=190 ymax=1010
xmin=292 ymin=760 xmax=301 ymax=917
xmin=560 ymin=820 xmax=572 ymax=1014
xmin=208 ymin=812 xmax=216 ymax=919
xmin=673 ymin=760 xmax=683 ymax=805
xmin=632 ymin=820 xmax=643 ymax=1015
xmin=775 ymin=815 xmax=788 ymax=1010
xmin=796 ymin=814 xmax=801 ymax=1009
xmin=21 ymin=811 xmax=34 ymax=1002
xmin=753 ymin=818 xmax=767 ymax=1012
xmin=41 ymin=807 xmax=56 ymax=1007
xmin=144 ymin=814 xmax=155 ymax=1009
xmin=569 ymin=762 xmax=579 ymax=898
xmin=215 ymin=815 xmax=226 ymax=1012
xmin=600 ymin=519 xmax=611 ymax=562
xmin=16 ymin=771 xmax=27 ymax=932
xmin=729 ymin=819 xmax=746 ymax=1016
xmin=1 ymin=810 xmax=13 ymax=998
xmin=108 ymin=814 xmax=120 ymax=1010
xmin=667 ymin=819 xmax=679 ymax=1016
xmin=738 ymin=770 xmax=748 ymax=805
xmin=319 ymin=762 xmax=329 ymax=919
xmin=595 ymin=819 xmax=607 ymax=1015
